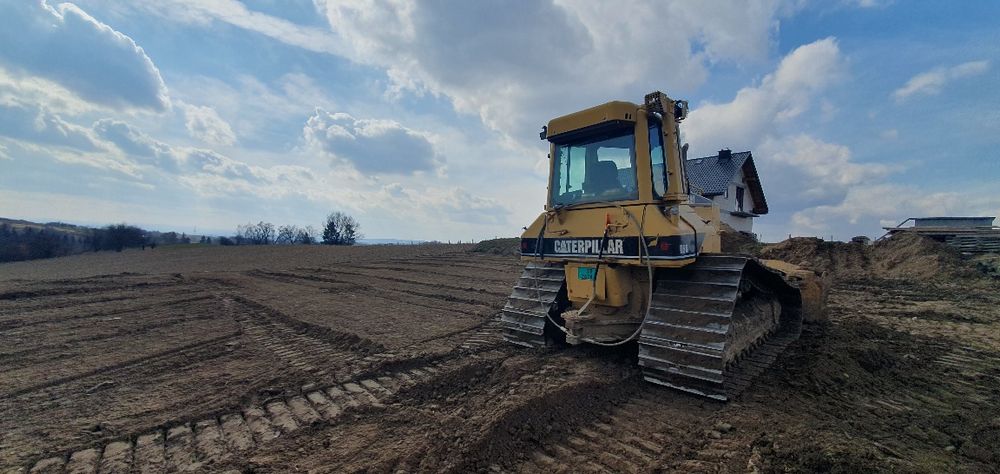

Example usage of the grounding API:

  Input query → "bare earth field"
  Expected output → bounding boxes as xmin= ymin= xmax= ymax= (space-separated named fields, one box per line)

xmin=1 ymin=244 xmax=998 ymax=473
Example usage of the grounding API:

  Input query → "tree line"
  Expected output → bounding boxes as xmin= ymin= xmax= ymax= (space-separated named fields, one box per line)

xmin=0 ymin=211 xmax=362 ymax=263
xmin=0 ymin=223 xmax=151 ymax=263
xmin=224 ymin=212 xmax=361 ymax=246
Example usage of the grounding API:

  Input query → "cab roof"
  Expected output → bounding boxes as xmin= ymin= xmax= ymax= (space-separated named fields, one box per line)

xmin=544 ymin=101 xmax=640 ymax=143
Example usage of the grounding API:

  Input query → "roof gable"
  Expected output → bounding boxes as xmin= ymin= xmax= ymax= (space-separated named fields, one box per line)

xmin=686 ymin=150 xmax=768 ymax=215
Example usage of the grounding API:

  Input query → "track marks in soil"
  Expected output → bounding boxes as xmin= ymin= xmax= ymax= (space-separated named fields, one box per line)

xmin=505 ymin=388 xmax=736 ymax=474
xmin=249 ymin=268 xmax=508 ymax=311
xmin=0 ymin=293 xmax=214 ymax=331
xmin=2 ymin=332 xmax=241 ymax=399
xmin=24 ymin=362 xmax=449 ymax=473
xmin=221 ymin=294 xmax=387 ymax=380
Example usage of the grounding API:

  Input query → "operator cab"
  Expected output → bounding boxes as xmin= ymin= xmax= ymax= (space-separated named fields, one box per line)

xmin=544 ymin=98 xmax=678 ymax=209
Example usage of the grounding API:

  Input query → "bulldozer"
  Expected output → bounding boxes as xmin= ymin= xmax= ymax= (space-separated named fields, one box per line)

xmin=500 ymin=91 xmax=828 ymax=401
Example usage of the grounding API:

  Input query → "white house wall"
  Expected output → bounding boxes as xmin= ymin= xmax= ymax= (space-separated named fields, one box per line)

xmin=711 ymin=167 xmax=758 ymax=233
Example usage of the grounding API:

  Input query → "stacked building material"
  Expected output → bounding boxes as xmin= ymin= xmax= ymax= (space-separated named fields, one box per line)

xmin=882 ymin=217 xmax=1000 ymax=254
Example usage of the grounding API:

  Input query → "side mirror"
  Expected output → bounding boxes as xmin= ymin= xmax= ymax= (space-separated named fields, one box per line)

xmin=539 ymin=126 xmax=548 ymax=141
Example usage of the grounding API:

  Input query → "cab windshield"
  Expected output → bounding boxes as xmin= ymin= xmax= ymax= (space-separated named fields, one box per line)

xmin=550 ymin=129 xmax=637 ymax=207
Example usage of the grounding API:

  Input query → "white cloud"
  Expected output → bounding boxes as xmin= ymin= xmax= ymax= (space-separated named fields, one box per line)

xmin=138 ymin=0 xmax=340 ymax=54
xmin=880 ymin=129 xmax=899 ymax=140
xmin=757 ymin=134 xmax=894 ymax=207
xmin=0 ymin=99 xmax=102 ymax=151
xmin=844 ymin=0 xmax=893 ymax=8
xmin=0 ymin=143 xmax=10 ymax=160
xmin=892 ymin=60 xmax=990 ymax=103
xmin=684 ymin=37 xmax=844 ymax=153
xmin=789 ymin=183 xmax=1000 ymax=237
xmin=308 ymin=0 xmax=798 ymax=143
xmin=92 ymin=118 xmax=182 ymax=171
xmin=0 ymin=1 xmax=170 ymax=112
xmin=181 ymin=104 xmax=237 ymax=146
xmin=304 ymin=109 xmax=439 ymax=175
xmin=0 ymin=67 xmax=98 ymax=116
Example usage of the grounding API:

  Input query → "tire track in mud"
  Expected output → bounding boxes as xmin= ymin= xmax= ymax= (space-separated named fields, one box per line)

xmin=502 ymin=388 xmax=729 ymax=474
xmin=1 ymin=332 xmax=242 ymax=399
xmin=23 ymin=360 xmax=455 ymax=473
xmin=0 ymin=293 xmax=214 ymax=331
xmin=251 ymin=269 xmax=508 ymax=308
xmin=219 ymin=294 xmax=389 ymax=381
xmin=1 ymin=312 xmax=223 ymax=367
xmin=345 ymin=263 xmax=518 ymax=285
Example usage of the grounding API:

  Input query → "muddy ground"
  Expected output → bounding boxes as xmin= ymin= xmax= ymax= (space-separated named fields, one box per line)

xmin=1 ymin=244 xmax=998 ymax=473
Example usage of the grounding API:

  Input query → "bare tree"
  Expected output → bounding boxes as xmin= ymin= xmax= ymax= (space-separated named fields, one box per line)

xmin=275 ymin=225 xmax=300 ymax=245
xmin=296 ymin=225 xmax=317 ymax=245
xmin=236 ymin=221 xmax=275 ymax=245
xmin=322 ymin=212 xmax=361 ymax=245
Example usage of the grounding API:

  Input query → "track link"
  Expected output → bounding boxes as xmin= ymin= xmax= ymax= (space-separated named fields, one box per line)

xmin=499 ymin=263 xmax=565 ymax=348
xmin=638 ymin=255 xmax=803 ymax=401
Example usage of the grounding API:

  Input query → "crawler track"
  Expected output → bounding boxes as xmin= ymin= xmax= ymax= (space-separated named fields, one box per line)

xmin=499 ymin=262 xmax=565 ymax=347
xmin=639 ymin=255 xmax=803 ymax=400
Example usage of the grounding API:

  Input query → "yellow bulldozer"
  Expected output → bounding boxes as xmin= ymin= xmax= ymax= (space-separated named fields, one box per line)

xmin=501 ymin=92 xmax=828 ymax=401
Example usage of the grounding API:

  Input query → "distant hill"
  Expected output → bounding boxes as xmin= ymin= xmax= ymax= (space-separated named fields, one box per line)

xmin=0 ymin=218 xmax=93 ymax=237
xmin=0 ymin=217 xmax=194 ymax=263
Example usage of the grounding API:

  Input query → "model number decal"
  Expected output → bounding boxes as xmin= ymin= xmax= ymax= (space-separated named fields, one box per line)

xmin=553 ymin=239 xmax=624 ymax=255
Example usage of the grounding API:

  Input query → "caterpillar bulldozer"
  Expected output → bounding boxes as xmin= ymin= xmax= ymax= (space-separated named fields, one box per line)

xmin=500 ymin=91 xmax=828 ymax=401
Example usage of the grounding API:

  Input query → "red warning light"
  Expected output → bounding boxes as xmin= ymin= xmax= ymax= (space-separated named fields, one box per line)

xmin=659 ymin=240 xmax=671 ymax=252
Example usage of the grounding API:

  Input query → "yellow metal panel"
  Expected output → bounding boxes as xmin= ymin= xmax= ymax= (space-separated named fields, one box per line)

xmin=564 ymin=263 xmax=631 ymax=307
xmin=546 ymin=101 xmax=639 ymax=137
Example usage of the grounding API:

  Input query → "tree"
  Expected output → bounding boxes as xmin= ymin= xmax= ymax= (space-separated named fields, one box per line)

xmin=322 ymin=212 xmax=361 ymax=245
xmin=161 ymin=232 xmax=179 ymax=245
xmin=296 ymin=226 xmax=317 ymax=245
xmin=102 ymin=224 xmax=146 ymax=252
xmin=236 ymin=221 xmax=275 ymax=245
xmin=275 ymin=225 xmax=300 ymax=245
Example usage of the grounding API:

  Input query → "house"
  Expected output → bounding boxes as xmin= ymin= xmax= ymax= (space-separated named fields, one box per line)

xmin=685 ymin=149 xmax=768 ymax=233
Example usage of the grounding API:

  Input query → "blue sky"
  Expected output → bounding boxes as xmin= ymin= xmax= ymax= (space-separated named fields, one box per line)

xmin=0 ymin=0 xmax=997 ymax=241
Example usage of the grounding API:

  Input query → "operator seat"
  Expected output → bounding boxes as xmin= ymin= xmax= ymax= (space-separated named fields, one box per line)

xmin=583 ymin=160 xmax=622 ymax=196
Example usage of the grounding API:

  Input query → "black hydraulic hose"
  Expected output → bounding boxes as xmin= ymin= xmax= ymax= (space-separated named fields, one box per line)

xmin=535 ymin=215 xmax=548 ymax=259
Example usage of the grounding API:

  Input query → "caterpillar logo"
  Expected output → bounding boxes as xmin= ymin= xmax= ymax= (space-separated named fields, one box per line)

xmin=553 ymin=239 xmax=624 ymax=255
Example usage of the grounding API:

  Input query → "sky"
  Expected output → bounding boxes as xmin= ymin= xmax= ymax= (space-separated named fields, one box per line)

xmin=0 ymin=0 xmax=997 ymax=242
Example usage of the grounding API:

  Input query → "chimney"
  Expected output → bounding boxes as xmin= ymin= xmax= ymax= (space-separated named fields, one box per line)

xmin=718 ymin=148 xmax=732 ymax=161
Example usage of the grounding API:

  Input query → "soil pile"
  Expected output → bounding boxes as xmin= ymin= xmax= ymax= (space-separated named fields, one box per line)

xmin=720 ymin=223 xmax=763 ymax=255
xmin=761 ymin=237 xmax=869 ymax=278
xmin=471 ymin=238 xmax=520 ymax=256
xmin=869 ymin=232 xmax=976 ymax=280
xmin=761 ymin=233 xmax=978 ymax=281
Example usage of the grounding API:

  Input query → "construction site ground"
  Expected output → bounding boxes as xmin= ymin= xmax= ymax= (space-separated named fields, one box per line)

xmin=2 ymin=243 xmax=998 ymax=473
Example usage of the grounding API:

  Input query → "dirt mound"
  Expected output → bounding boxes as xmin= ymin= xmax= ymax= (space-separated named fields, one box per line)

xmin=761 ymin=233 xmax=978 ymax=281
xmin=869 ymin=232 xmax=976 ymax=280
xmin=760 ymin=237 xmax=869 ymax=278
xmin=471 ymin=238 xmax=520 ymax=256
xmin=720 ymin=223 xmax=763 ymax=255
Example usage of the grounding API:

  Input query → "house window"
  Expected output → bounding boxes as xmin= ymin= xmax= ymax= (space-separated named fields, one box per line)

xmin=736 ymin=186 xmax=745 ymax=212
